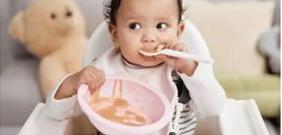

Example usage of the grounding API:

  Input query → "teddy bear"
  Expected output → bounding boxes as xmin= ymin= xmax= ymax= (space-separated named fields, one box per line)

xmin=9 ymin=0 xmax=87 ymax=99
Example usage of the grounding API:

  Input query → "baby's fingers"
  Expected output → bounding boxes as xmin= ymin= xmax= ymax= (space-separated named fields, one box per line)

xmin=88 ymin=74 xmax=98 ymax=89
xmin=163 ymin=42 xmax=186 ymax=52
xmin=78 ymin=67 xmax=105 ymax=94
xmin=97 ymin=70 xmax=105 ymax=86
xmin=173 ymin=44 xmax=186 ymax=52
xmin=89 ymin=74 xmax=105 ymax=94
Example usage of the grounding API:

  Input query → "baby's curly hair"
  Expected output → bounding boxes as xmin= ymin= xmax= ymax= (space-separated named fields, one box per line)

xmin=103 ymin=0 xmax=184 ymax=25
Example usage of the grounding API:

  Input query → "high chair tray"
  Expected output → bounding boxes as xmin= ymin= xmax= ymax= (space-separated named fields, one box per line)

xmin=18 ymin=103 xmax=72 ymax=135
xmin=195 ymin=99 xmax=269 ymax=135
xmin=18 ymin=99 xmax=269 ymax=135
xmin=220 ymin=99 xmax=269 ymax=135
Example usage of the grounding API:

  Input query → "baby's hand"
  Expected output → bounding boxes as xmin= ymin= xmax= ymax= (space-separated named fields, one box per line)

xmin=157 ymin=43 xmax=198 ymax=76
xmin=71 ymin=66 xmax=105 ymax=93
xmin=55 ymin=66 xmax=105 ymax=99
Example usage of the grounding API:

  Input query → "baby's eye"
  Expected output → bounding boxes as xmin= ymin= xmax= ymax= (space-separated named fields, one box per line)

xmin=156 ymin=23 xmax=168 ymax=30
xmin=129 ymin=23 xmax=142 ymax=31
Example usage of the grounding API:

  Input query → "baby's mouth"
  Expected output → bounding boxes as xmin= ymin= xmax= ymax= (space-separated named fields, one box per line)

xmin=139 ymin=44 xmax=165 ymax=56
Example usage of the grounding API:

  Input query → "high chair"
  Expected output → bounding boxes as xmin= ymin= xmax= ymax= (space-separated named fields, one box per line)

xmin=18 ymin=20 xmax=269 ymax=135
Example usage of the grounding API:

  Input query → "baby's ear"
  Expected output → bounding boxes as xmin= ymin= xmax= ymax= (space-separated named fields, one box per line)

xmin=177 ymin=21 xmax=185 ymax=37
xmin=9 ymin=12 xmax=26 ymax=43
xmin=108 ymin=23 xmax=118 ymax=46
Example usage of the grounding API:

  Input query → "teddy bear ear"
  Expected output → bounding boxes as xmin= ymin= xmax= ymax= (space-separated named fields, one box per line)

xmin=9 ymin=12 xmax=26 ymax=43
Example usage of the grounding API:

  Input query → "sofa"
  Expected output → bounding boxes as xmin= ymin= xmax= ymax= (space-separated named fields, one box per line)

xmin=0 ymin=0 xmax=280 ymax=134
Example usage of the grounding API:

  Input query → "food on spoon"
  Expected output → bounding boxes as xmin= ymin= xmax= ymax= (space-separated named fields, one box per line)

xmin=140 ymin=44 xmax=165 ymax=54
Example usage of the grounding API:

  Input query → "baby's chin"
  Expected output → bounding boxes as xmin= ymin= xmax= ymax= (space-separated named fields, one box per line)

xmin=124 ymin=55 xmax=164 ymax=67
xmin=139 ymin=58 xmax=165 ymax=67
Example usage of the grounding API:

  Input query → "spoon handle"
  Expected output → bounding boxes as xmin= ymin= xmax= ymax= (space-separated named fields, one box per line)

xmin=161 ymin=49 xmax=214 ymax=64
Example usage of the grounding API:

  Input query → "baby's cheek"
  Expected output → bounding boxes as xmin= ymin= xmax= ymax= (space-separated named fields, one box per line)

xmin=161 ymin=33 xmax=178 ymax=43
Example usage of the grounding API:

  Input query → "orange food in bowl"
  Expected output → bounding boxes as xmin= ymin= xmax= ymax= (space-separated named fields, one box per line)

xmin=89 ymin=80 xmax=148 ymax=126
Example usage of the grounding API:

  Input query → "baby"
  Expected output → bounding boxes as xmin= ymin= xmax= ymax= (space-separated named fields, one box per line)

xmin=46 ymin=0 xmax=227 ymax=134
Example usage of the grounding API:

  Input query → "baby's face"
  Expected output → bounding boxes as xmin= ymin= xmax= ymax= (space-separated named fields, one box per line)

xmin=109 ymin=0 xmax=184 ymax=67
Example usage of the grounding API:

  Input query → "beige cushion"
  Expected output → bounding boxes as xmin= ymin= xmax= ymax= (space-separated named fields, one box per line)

xmin=184 ymin=1 xmax=274 ymax=76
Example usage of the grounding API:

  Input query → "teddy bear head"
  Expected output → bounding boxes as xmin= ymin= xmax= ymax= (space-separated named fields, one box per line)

xmin=9 ymin=0 xmax=86 ymax=58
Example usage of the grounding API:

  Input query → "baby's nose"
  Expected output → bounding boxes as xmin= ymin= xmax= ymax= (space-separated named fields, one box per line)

xmin=142 ymin=33 xmax=157 ymax=43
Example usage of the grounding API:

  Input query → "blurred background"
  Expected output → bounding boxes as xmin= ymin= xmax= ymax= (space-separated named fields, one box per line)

xmin=0 ymin=0 xmax=280 ymax=134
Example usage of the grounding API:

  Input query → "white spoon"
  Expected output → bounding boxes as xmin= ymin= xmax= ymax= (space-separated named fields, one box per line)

xmin=139 ymin=49 xmax=214 ymax=64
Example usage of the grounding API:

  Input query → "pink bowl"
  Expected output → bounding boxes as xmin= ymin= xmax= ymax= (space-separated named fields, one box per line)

xmin=77 ymin=76 xmax=171 ymax=135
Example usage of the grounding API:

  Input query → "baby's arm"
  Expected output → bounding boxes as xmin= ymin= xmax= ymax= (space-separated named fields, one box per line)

xmin=158 ymin=42 xmax=226 ymax=117
xmin=55 ymin=66 xmax=105 ymax=99
xmin=45 ymin=66 xmax=105 ymax=120
xmin=179 ymin=63 xmax=227 ymax=118
xmin=160 ymin=43 xmax=226 ymax=117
